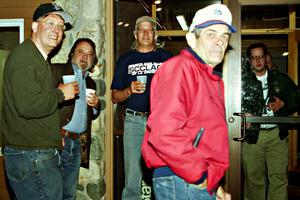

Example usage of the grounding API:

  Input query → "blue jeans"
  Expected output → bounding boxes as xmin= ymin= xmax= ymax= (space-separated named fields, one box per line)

xmin=4 ymin=146 xmax=63 ymax=200
xmin=61 ymin=136 xmax=81 ymax=200
xmin=122 ymin=113 xmax=147 ymax=200
xmin=153 ymin=175 xmax=216 ymax=200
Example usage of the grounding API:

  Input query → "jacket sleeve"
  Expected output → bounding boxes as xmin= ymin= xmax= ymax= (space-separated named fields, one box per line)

xmin=275 ymin=71 xmax=300 ymax=116
xmin=50 ymin=64 xmax=64 ymax=87
xmin=9 ymin=59 xmax=63 ymax=119
xmin=87 ymin=76 xmax=100 ymax=120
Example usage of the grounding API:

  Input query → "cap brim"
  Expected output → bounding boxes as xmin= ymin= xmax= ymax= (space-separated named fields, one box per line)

xmin=52 ymin=11 xmax=72 ymax=24
xmin=195 ymin=20 xmax=237 ymax=33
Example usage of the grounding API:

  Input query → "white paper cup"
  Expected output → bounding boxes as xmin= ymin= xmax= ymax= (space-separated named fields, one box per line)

xmin=137 ymin=75 xmax=147 ymax=84
xmin=63 ymin=75 xmax=76 ymax=83
xmin=86 ymin=88 xmax=96 ymax=100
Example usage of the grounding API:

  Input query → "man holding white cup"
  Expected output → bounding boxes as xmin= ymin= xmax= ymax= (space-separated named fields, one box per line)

xmin=52 ymin=38 xmax=100 ymax=199
xmin=111 ymin=16 xmax=172 ymax=200
xmin=1 ymin=3 xmax=80 ymax=199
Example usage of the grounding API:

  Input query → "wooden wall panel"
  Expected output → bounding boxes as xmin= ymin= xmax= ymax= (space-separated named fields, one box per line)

xmin=0 ymin=0 xmax=52 ymax=39
xmin=0 ymin=8 xmax=35 ymax=18
xmin=0 ymin=157 xmax=12 ymax=200
xmin=239 ymin=0 xmax=300 ymax=5
xmin=0 ymin=0 xmax=50 ymax=7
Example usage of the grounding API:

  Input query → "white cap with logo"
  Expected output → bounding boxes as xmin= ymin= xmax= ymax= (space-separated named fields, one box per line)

xmin=189 ymin=4 xmax=236 ymax=33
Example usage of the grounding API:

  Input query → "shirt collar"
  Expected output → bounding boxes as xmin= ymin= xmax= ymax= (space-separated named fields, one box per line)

xmin=186 ymin=48 xmax=222 ymax=78
xmin=72 ymin=64 xmax=90 ymax=78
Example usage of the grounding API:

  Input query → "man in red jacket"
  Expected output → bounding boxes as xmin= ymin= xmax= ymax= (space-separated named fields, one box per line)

xmin=141 ymin=3 xmax=236 ymax=200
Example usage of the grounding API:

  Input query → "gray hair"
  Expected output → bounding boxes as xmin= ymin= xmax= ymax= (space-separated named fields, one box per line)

xmin=131 ymin=16 xmax=158 ymax=50
xmin=190 ymin=28 xmax=202 ymax=39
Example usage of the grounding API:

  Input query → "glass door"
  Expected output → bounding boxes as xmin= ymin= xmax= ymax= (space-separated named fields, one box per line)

xmin=113 ymin=1 xmax=299 ymax=199
xmin=227 ymin=1 xmax=300 ymax=199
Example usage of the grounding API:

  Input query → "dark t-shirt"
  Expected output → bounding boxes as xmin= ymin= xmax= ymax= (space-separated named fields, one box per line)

xmin=111 ymin=48 xmax=172 ymax=112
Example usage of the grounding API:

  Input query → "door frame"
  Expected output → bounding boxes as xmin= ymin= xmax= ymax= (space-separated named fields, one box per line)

xmin=223 ymin=1 xmax=242 ymax=199
xmin=226 ymin=1 xmax=299 ymax=199
xmin=288 ymin=29 xmax=300 ymax=170
xmin=107 ymin=1 xmax=299 ymax=200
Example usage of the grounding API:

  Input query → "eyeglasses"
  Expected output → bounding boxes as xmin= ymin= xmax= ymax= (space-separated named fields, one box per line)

xmin=250 ymin=55 xmax=265 ymax=60
xmin=39 ymin=20 xmax=66 ymax=31
xmin=75 ymin=49 xmax=95 ymax=58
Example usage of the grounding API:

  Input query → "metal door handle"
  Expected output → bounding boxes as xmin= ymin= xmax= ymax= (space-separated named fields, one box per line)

xmin=233 ymin=112 xmax=246 ymax=141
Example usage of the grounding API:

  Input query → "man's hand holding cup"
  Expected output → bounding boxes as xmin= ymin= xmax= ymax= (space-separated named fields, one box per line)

xmin=131 ymin=75 xmax=147 ymax=94
xmin=59 ymin=75 xmax=79 ymax=100
xmin=86 ymin=88 xmax=99 ymax=108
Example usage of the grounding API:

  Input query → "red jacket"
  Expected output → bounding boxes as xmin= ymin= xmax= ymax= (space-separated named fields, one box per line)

xmin=141 ymin=49 xmax=229 ymax=193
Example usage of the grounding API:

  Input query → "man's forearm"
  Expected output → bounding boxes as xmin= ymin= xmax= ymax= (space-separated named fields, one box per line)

xmin=111 ymin=88 xmax=131 ymax=103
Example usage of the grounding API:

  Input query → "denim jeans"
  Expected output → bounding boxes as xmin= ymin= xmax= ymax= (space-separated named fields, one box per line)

xmin=4 ymin=146 xmax=63 ymax=200
xmin=153 ymin=175 xmax=216 ymax=200
xmin=61 ymin=136 xmax=81 ymax=200
xmin=122 ymin=113 xmax=147 ymax=200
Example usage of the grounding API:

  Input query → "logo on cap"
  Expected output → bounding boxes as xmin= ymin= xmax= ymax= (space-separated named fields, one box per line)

xmin=213 ymin=9 xmax=222 ymax=15
xmin=189 ymin=4 xmax=236 ymax=33
xmin=53 ymin=3 xmax=62 ymax=11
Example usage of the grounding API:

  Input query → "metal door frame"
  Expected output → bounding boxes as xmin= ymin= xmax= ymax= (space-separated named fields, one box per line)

xmin=225 ymin=1 xmax=299 ymax=199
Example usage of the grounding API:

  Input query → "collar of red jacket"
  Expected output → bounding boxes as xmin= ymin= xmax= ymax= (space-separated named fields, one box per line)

xmin=181 ymin=48 xmax=223 ymax=81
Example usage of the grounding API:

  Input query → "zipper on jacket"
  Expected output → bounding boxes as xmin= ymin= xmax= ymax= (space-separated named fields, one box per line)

xmin=218 ymin=81 xmax=222 ymax=97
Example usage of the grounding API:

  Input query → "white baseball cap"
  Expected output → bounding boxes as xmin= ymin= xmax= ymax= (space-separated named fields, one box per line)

xmin=135 ymin=16 xmax=156 ymax=31
xmin=189 ymin=4 xmax=236 ymax=33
